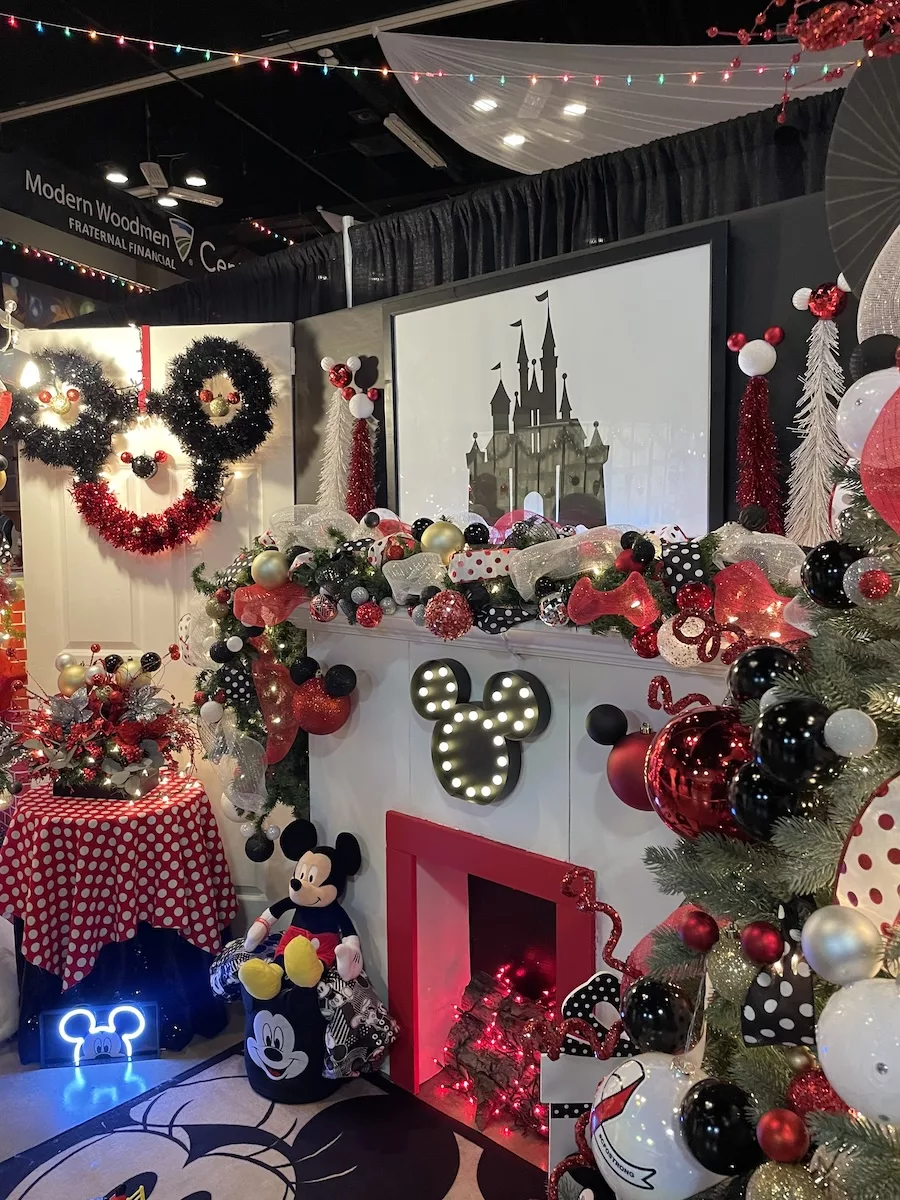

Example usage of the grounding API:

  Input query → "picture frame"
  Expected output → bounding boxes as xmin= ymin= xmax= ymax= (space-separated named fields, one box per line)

xmin=383 ymin=222 xmax=728 ymax=535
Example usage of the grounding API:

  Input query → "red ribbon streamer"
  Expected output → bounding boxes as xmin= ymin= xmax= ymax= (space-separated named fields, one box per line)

xmin=561 ymin=866 xmax=626 ymax=973
xmin=567 ymin=572 xmax=660 ymax=628
xmin=250 ymin=641 xmax=300 ymax=764
xmin=647 ymin=675 xmax=711 ymax=715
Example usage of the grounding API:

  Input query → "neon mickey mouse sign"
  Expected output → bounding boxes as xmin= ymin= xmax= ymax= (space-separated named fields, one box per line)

xmin=58 ymin=1004 xmax=147 ymax=1066
xmin=410 ymin=659 xmax=550 ymax=803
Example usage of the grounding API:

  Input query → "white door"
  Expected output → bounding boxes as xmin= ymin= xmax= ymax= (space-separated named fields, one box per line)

xmin=16 ymin=322 xmax=296 ymax=923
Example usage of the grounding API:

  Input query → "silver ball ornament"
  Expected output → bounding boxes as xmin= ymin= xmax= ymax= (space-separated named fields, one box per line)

xmin=411 ymin=603 xmax=427 ymax=626
xmin=54 ymin=652 xmax=76 ymax=671
xmin=84 ymin=662 xmax=107 ymax=684
xmin=800 ymin=905 xmax=883 ymax=985
xmin=350 ymin=586 xmax=370 ymax=604
xmin=538 ymin=593 xmax=569 ymax=627
xmin=265 ymin=823 xmax=281 ymax=841
xmin=239 ymin=822 xmax=255 ymax=838
xmin=823 ymin=708 xmax=879 ymax=758
xmin=380 ymin=596 xmax=397 ymax=615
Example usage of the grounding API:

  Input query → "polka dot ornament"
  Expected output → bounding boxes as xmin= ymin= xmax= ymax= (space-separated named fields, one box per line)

xmin=219 ymin=549 xmax=253 ymax=590
xmin=835 ymin=773 xmax=900 ymax=937
xmin=662 ymin=539 xmax=708 ymax=598
xmin=474 ymin=604 xmax=535 ymax=635
xmin=220 ymin=663 xmax=255 ymax=706
xmin=559 ymin=970 xmax=635 ymax=1058
xmin=741 ymin=902 xmax=816 ymax=1048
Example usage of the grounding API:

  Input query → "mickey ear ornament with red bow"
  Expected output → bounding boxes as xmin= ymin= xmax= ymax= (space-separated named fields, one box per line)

xmin=728 ymin=327 xmax=786 ymax=535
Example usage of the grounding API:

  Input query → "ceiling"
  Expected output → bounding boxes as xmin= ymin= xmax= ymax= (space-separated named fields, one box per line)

xmin=0 ymin=0 xmax=744 ymax=255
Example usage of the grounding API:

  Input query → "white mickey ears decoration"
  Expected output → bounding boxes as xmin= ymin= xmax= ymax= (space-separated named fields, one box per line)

xmin=727 ymin=326 xmax=785 ymax=377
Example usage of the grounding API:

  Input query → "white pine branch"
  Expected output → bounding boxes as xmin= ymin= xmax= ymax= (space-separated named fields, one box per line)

xmin=316 ymin=388 xmax=354 ymax=509
xmin=784 ymin=318 xmax=847 ymax=547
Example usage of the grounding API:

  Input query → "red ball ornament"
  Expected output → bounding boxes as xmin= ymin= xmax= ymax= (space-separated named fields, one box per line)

xmin=606 ymin=731 xmax=654 ymax=810
xmin=859 ymin=568 xmax=892 ymax=600
xmin=215 ymin=586 xmax=231 ymax=604
xmin=615 ymin=549 xmax=642 ymax=573
xmin=66 ymin=388 xmax=81 ymax=404
xmin=107 ymin=688 xmax=124 ymax=705
xmin=356 ymin=601 xmax=383 ymax=629
xmin=328 ymin=364 xmax=353 ymax=389
xmin=199 ymin=388 xmax=214 ymax=404
xmin=631 ymin=626 xmax=660 ymax=659
xmin=756 ymin=1108 xmax=810 ymax=1163
xmin=227 ymin=391 xmax=241 ymax=405
xmin=676 ymin=582 xmax=713 ymax=613
xmin=808 ymin=282 xmax=847 ymax=321
xmin=153 ymin=450 xmax=168 ymax=463
xmin=169 ymin=647 xmax=181 ymax=660
xmin=193 ymin=691 xmax=206 ymax=705
xmin=37 ymin=389 xmax=52 ymax=404
xmin=707 ymin=26 xmax=719 ymax=37
xmin=215 ymin=689 xmax=226 ymax=703
xmin=740 ymin=920 xmax=784 ymax=965
xmin=386 ymin=542 xmax=405 ymax=561
xmin=90 ymin=642 xmax=101 ymax=654
xmin=731 ymin=56 xmax=741 ymax=69
xmin=294 ymin=676 xmax=351 ymax=735
xmin=764 ymin=325 xmax=785 ymax=345
xmin=120 ymin=451 xmax=133 ymax=464
xmin=726 ymin=331 xmax=747 ymax=352
xmin=366 ymin=387 xmax=380 ymax=402
xmin=424 ymin=590 xmax=473 ymax=641
xmin=680 ymin=909 xmax=720 ymax=953
xmin=786 ymin=1068 xmax=848 ymax=1118
xmin=309 ymin=594 xmax=338 ymax=623
xmin=341 ymin=385 xmax=356 ymax=401
xmin=645 ymin=706 xmax=752 ymax=839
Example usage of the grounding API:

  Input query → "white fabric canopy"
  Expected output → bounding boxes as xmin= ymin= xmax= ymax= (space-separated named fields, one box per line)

xmin=378 ymin=33 xmax=859 ymax=174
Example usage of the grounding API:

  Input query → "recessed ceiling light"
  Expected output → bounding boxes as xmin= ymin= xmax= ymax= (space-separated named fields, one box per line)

xmin=184 ymin=171 xmax=206 ymax=187
xmin=473 ymin=97 xmax=498 ymax=113
xmin=563 ymin=102 xmax=587 ymax=116
xmin=157 ymin=194 xmax=178 ymax=208
xmin=502 ymin=132 xmax=525 ymax=147
xmin=105 ymin=168 xmax=128 ymax=185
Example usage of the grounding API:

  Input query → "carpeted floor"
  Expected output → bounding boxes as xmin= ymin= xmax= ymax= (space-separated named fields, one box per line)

xmin=0 ymin=1045 xmax=546 ymax=1200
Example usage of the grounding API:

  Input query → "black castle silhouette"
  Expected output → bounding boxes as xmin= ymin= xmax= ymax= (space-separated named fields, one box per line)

xmin=467 ymin=294 xmax=609 ymax=526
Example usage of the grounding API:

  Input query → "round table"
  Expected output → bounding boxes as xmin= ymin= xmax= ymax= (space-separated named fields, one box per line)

xmin=0 ymin=772 xmax=238 ymax=1061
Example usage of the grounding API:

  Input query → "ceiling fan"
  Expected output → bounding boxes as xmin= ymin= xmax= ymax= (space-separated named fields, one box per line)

xmin=126 ymin=161 xmax=223 ymax=208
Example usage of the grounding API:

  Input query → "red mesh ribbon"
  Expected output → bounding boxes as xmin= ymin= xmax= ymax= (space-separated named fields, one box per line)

xmin=861 ymin=384 xmax=900 ymax=536
xmin=735 ymin=375 xmax=784 ymax=534
xmin=548 ymin=1111 xmax=595 ymax=1200
xmin=567 ymin=572 xmax=660 ymax=628
xmin=713 ymin=561 xmax=808 ymax=646
xmin=648 ymin=675 xmax=711 ymax=715
xmin=561 ymin=866 xmax=626 ymax=973
xmin=251 ymin=641 xmax=300 ymax=763
xmin=233 ymin=581 xmax=308 ymax=628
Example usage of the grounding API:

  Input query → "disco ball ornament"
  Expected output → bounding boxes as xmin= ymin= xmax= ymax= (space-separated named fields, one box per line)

xmin=411 ymin=603 xmax=427 ymax=626
xmin=424 ymin=590 xmax=473 ymax=641
xmin=539 ymin=593 xmax=569 ymax=627
xmin=645 ymin=707 xmax=752 ymax=839
xmin=380 ymin=596 xmax=397 ymax=615
xmin=328 ymin=363 xmax=352 ymax=388
xmin=350 ymin=586 xmax=370 ymax=604
xmin=309 ymin=594 xmax=338 ymax=623
xmin=707 ymin=934 xmax=759 ymax=1002
xmin=801 ymin=541 xmax=867 ymax=609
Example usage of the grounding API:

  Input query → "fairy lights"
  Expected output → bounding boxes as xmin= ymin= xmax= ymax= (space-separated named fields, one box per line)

xmin=0 ymin=239 xmax=151 ymax=292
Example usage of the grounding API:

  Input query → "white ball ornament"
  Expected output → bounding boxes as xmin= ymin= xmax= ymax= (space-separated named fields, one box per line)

xmin=590 ymin=1054 xmax=726 ymax=1200
xmin=54 ymin=653 xmax=75 ymax=671
xmin=239 ymin=822 xmax=255 ymax=838
xmin=320 ymin=356 xmax=335 ymax=371
xmin=823 ymin=708 xmax=879 ymax=758
xmin=835 ymin=366 xmax=900 ymax=456
xmin=818 ymin=978 xmax=900 ymax=1124
xmin=84 ymin=662 xmax=106 ymax=683
xmin=220 ymin=794 xmax=242 ymax=822
xmin=801 ymin=905 xmax=883 ymax=985
xmin=837 ymin=272 xmax=851 ymax=292
xmin=348 ymin=393 xmax=375 ymax=420
xmin=199 ymin=699 xmax=225 ymax=724
xmin=792 ymin=287 xmax=813 ymax=311
xmin=225 ymin=635 xmax=244 ymax=653
xmin=345 ymin=355 xmax=361 ymax=371
xmin=265 ymin=823 xmax=281 ymax=841
xmin=759 ymin=687 xmax=782 ymax=714
xmin=737 ymin=338 xmax=777 ymax=377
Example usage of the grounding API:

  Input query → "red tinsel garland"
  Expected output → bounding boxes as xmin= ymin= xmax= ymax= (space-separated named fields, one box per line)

xmin=345 ymin=419 xmax=374 ymax=521
xmin=71 ymin=480 xmax=219 ymax=555
xmin=735 ymin=374 xmax=784 ymax=534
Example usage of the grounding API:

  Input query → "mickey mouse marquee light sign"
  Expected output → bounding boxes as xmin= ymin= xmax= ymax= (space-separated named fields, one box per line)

xmin=9 ymin=336 xmax=276 ymax=555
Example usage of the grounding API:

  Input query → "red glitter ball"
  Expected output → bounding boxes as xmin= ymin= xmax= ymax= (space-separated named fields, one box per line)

xmin=386 ymin=542 xmax=404 ymax=561
xmin=328 ymin=364 xmax=353 ymax=389
xmin=199 ymin=388 xmax=214 ymax=404
xmin=727 ymin=331 xmax=747 ymax=352
xmin=424 ymin=590 xmax=473 ymax=641
xmin=786 ymin=1068 xmax=848 ymax=1118
xmin=215 ymin=586 xmax=231 ymax=604
xmin=676 ymin=582 xmax=713 ymax=614
xmin=37 ymin=389 xmax=52 ymax=404
xmin=679 ymin=909 xmax=720 ymax=953
xmin=706 ymin=25 xmax=719 ymax=37
xmin=341 ymin=385 xmax=356 ymax=401
xmin=740 ymin=920 xmax=783 ymax=965
xmin=193 ymin=691 xmax=206 ymax=705
xmin=309 ymin=594 xmax=338 ymax=623
xmin=859 ymin=568 xmax=892 ymax=600
xmin=762 ymin=28 xmax=774 ymax=40
xmin=808 ymin=282 xmax=847 ymax=321
xmin=169 ymin=647 xmax=181 ymax=660
xmin=356 ymin=601 xmax=384 ymax=629
xmin=631 ymin=627 xmax=660 ymax=659
xmin=215 ymin=689 xmax=226 ymax=703
xmin=66 ymin=388 xmax=81 ymax=404
xmin=153 ymin=450 xmax=168 ymax=463
xmin=90 ymin=643 xmax=101 ymax=653
xmin=764 ymin=325 xmax=785 ymax=345
xmin=227 ymin=391 xmax=241 ymax=405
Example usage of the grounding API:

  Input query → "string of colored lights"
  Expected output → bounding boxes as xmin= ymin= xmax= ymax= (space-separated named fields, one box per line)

xmin=248 ymin=220 xmax=295 ymax=246
xmin=0 ymin=10 xmax=860 ymax=87
xmin=0 ymin=239 xmax=152 ymax=293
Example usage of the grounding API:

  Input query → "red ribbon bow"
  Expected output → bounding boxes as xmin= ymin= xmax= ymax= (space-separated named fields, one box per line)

xmin=567 ymin=573 xmax=660 ymax=628
xmin=233 ymin=581 xmax=308 ymax=629
xmin=713 ymin=561 xmax=807 ymax=647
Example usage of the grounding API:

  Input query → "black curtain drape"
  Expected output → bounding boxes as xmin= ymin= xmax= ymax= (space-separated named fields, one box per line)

xmin=67 ymin=91 xmax=842 ymax=328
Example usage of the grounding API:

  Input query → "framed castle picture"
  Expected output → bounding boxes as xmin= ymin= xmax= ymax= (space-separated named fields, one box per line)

xmin=384 ymin=224 xmax=727 ymax=535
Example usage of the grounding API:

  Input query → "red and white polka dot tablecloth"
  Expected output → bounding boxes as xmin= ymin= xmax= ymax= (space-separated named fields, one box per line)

xmin=0 ymin=772 xmax=238 ymax=990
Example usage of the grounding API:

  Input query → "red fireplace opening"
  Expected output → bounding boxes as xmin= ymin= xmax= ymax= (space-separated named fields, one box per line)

xmin=385 ymin=811 xmax=595 ymax=1110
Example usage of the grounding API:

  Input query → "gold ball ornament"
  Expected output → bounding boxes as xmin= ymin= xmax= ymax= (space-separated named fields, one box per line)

xmin=784 ymin=1045 xmax=817 ymax=1074
xmin=419 ymin=520 xmax=466 ymax=564
xmin=747 ymin=1163 xmax=828 ymax=1200
xmin=0 ymin=790 xmax=13 ymax=812
xmin=50 ymin=394 xmax=71 ymax=416
xmin=205 ymin=597 xmax=230 ymax=620
xmin=208 ymin=396 xmax=230 ymax=417
xmin=114 ymin=658 xmax=144 ymax=686
xmin=133 ymin=672 xmax=153 ymax=689
xmin=707 ymin=932 xmax=759 ymax=1002
xmin=5 ymin=578 xmax=24 ymax=602
xmin=250 ymin=549 xmax=290 ymax=590
xmin=58 ymin=663 xmax=87 ymax=696
xmin=0 ymin=470 xmax=8 ymax=493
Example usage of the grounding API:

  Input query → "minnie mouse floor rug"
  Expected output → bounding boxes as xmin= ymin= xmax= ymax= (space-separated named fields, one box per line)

xmin=0 ymin=1045 xmax=544 ymax=1200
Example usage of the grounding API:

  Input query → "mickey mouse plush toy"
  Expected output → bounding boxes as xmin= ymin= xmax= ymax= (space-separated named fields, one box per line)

xmin=239 ymin=819 xmax=363 ymax=1000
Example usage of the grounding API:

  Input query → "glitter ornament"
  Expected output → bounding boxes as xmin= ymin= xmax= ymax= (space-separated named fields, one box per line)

xmin=294 ymin=676 xmax=351 ymax=734
xmin=708 ymin=934 xmax=760 ymax=1002
xmin=676 ymin=582 xmax=713 ymax=613
xmin=350 ymin=586 xmax=370 ymax=604
xmin=356 ymin=601 xmax=383 ymax=628
xmin=785 ymin=1068 xmax=847 ymax=1118
xmin=656 ymin=615 xmax=706 ymax=667
xmin=209 ymin=396 xmax=230 ymax=417
xmin=631 ymin=626 xmax=660 ymax=658
xmin=745 ymin=1162 xmax=825 ymax=1200
xmin=858 ymin=567 xmax=893 ymax=600
xmin=309 ymin=594 xmax=338 ymax=623
xmin=328 ymin=364 xmax=352 ymax=388
xmin=740 ymin=921 xmax=784 ymax=965
xmin=823 ymin=708 xmax=879 ymax=758
xmin=411 ymin=603 xmax=427 ymax=626
xmin=808 ymin=283 xmax=848 ymax=321
xmin=538 ymin=593 xmax=569 ymax=626
xmin=380 ymin=596 xmax=397 ymax=615
xmin=680 ymin=909 xmax=720 ymax=953
xmin=424 ymin=590 xmax=472 ymax=640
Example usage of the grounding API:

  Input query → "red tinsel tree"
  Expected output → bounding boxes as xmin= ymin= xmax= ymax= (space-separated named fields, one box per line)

xmin=345 ymin=418 xmax=374 ymax=521
xmin=735 ymin=375 xmax=784 ymax=534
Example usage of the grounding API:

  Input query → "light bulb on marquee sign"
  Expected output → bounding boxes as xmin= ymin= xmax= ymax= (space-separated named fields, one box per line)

xmin=410 ymin=659 xmax=550 ymax=803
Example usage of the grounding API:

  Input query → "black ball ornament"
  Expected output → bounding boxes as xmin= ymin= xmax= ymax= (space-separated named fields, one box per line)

xmin=801 ymin=540 xmax=866 ymax=608
xmin=738 ymin=503 xmax=768 ymax=531
xmin=728 ymin=762 xmax=820 ymax=841
xmin=752 ymin=696 xmax=844 ymax=788
xmin=289 ymin=656 xmax=320 ymax=686
xmin=621 ymin=978 xmax=693 ymax=1054
xmin=727 ymin=645 xmax=800 ymax=704
xmin=245 ymin=831 xmax=275 ymax=862
xmin=104 ymin=654 xmax=123 ymax=674
xmin=420 ymin=585 xmax=441 ymax=603
xmin=10 ymin=780 xmax=22 ymax=795
xmin=323 ymin=664 xmax=357 ymax=697
xmin=139 ymin=651 xmax=162 ymax=674
xmin=631 ymin=538 xmax=655 ymax=566
xmin=504 ymin=521 xmax=531 ymax=549
xmin=209 ymin=640 xmax=235 ymax=664
xmin=620 ymin=530 xmax=640 ymax=550
xmin=283 ymin=544 xmax=308 ymax=565
xmin=338 ymin=598 xmax=357 ymax=623
xmin=411 ymin=517 xmax=433 ymax=540
xmin=534 ymin=576 xmax=558 ymax=599
xmin=464 ymin=522 xmax=490 ymax=547
xmin=849 ymin=333 xmax=900 ymax=382
xmin=131 ymin=454 xmax=158 ymax=479
xmin=680 ymin=1080 xmax=765 ymax=1175
xmin=585 ymin=704 xmax=628 ymax=746
xmin=238 ymin=623 xmax=265 ymax=639
xmin=0 ymin=455 xmax=8 ymax=472
xmin=362 ymin=510 xmax=381 ymax=528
